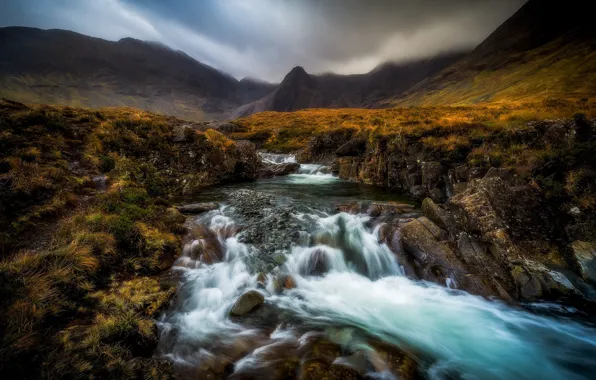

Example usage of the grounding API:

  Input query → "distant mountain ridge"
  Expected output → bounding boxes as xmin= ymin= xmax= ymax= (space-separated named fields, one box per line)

xmin=0 ymin=27 xmax=275 ymax=121
xmin=233 ymin=52 xmax=466 ymax=118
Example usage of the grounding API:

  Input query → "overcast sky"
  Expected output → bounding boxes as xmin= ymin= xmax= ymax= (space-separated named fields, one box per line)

xmin=0 ymin=0 xmax=526 ymax=82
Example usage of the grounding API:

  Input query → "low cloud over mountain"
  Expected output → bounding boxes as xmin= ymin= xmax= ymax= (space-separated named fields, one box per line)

xmin=0 ymin=0 xmax=524 ymax=82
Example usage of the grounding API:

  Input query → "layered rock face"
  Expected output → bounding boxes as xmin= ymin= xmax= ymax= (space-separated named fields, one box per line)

xmin=300 ymin=117 xmax=596 ymax=305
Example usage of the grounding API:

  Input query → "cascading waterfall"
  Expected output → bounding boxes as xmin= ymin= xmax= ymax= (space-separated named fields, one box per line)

xmin=158 ymin=156 xmax=596 ymax=379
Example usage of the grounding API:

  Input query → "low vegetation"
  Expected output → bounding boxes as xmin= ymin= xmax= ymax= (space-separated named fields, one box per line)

xmin=0 ymin=99 xmax=245 ymax=379
xmin=232 ymin=99 xmax=595 ymax=153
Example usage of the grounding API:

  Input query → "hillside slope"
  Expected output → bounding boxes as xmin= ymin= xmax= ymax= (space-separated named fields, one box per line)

xmin=391 ymin=0 xmax=596 ymax=106
xmin=0 ymin=27 xmax=275 ymax=121
xmin=233 ymin=52 xmax=465 ymax=118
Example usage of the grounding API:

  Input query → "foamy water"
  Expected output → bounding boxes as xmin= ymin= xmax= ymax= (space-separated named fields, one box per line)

xmin=158 ymin=159 xmax=596 ymax=379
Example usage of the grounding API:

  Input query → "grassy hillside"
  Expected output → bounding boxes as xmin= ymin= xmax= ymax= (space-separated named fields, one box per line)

xmin=0 ymin=27 xmax=275 ymax=121
xmin=392 ymin=37 xmax=596 ymax=106
xmin=0 ymin=99 xmax=256 ymax=379
xmin=388 ymin=0 xmax=596 ymax=106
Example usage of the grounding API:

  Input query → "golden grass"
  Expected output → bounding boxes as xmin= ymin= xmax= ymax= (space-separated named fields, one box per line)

xmin=232 ymin=100 xmax=595 ymax=152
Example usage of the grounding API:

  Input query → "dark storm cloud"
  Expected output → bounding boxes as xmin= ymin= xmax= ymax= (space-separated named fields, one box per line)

xmin=0 ymin=0 xmax=526 ymax=81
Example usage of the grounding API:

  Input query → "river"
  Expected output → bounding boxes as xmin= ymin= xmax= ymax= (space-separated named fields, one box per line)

xmin=156 ymin=154 xmax=596 ymax=380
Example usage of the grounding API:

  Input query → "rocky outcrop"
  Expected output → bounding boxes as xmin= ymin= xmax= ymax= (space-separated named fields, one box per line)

xmin=299 ymin=117 xmax=596 ymax=305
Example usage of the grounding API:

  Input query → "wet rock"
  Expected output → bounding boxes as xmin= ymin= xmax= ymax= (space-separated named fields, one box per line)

xmin=336 ymin=138 xmax=367 ymax=157
xmin=571 ymin=241 xmax=596 ymax=284
xmin=284 ymin=275 xmax=297 ymax=289
xmin=176 ymin=202 xmax=219 ymax=214
xmin=338 ymin=202 xmax=363 ymax=214
xmin=332 ymin=352 xmax=371 ymax=377
xmin=274 ymin=254 xmax=287 ymax=265
xmin=400 ymin=217 xmax=449 ymax=264
xmin=259 ymin=162 xmax=300 ymax=178
xmin=256 ymin=272 xmax=267 ymax=284
xmin=511 ymin=262 xmax=578 ymax=301
xmin=421 ymin=198 xmax=452 ymax=230
xmin=230 ymin=290 xmax=265 ymax=316
xmin=370 ymin=341 xmax=418 ymax=380
xmin=300 ymin=359 xmax=331 ymax=380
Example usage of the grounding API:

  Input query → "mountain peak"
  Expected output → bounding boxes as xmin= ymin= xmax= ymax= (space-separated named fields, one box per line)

xmin=284 ymin=66 xmax=309 ymax=80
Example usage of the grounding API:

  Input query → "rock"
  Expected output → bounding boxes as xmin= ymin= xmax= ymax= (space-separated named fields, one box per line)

xmin=176 ymin=202 xmax=218 ymax=214
xmin=400 ymin=217 xmax=449 ymax=264
xmin=259 ymin=162 xmax=300 ymax=178
xmin=421 ymin=198 xmax=452 ymax=230
xmin=213 ymin=122 xmax=247 ymax=133
xmin=230 ymin=290 xmax=265 ymax=316
xmin=429 ymin=187 xmax=446 ymax=203
xmin=328 ymin=353 xmax=368 ymax=380
xmin=410 ymin=185 xmax=426 ymax=198
xmin=336 ymin=138 xmax=367 ymax=157
xmin=484 ymin=167 xmax=515 ymax=181
xmin=256 ymin=272 xmax=267 ymax=284
xmin=421 ymin=161 xmax=444 ymax=191
xmin=571 ymin=241 xmax=596 ymax=284
xmin=165 ymin=207 xmax=186 ymax=224
xmin=234 ymin=140 xmax=261 ymax=180
xmin=274 ymin=254 xmax=287 ymax=265
xmin=172 ymin=124 xmax=194 ymax=142
xmin=452 ymin=182 xmax=468 ymax=195
xmin=284 ymin=275 xmax=296 ymax=289
xmin=566 ymin=222 xmax=596 ymax=242
xmin=454 ymin=165 xmax=470 ymax=182
xmin=511 ymin=262 xmax=578 ymax=301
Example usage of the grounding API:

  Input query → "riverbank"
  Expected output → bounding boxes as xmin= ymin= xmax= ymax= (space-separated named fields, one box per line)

xmin=0 ymin=100 xmax=259 ymax=379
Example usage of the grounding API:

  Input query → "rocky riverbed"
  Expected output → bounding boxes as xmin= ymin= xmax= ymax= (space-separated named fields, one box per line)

xmin=157 ymin=159 xmax=596 ymax=380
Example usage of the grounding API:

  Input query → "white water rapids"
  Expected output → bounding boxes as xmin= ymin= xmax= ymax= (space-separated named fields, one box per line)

xmin=158 ymin=157 xmax=596 ymax=379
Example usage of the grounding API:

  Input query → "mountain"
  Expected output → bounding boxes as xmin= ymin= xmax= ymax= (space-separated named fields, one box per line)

xmin=233 ymin=52 xmax=466 ymax=118
xmin=0 ymin=27 xmax=274 ymax=120
xmin=390 ymin=0 xmax=596 ymax=106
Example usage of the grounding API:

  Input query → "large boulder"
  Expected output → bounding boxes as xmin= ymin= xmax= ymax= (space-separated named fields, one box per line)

xmin=230 ymin=290 xmax=265 ymax=316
